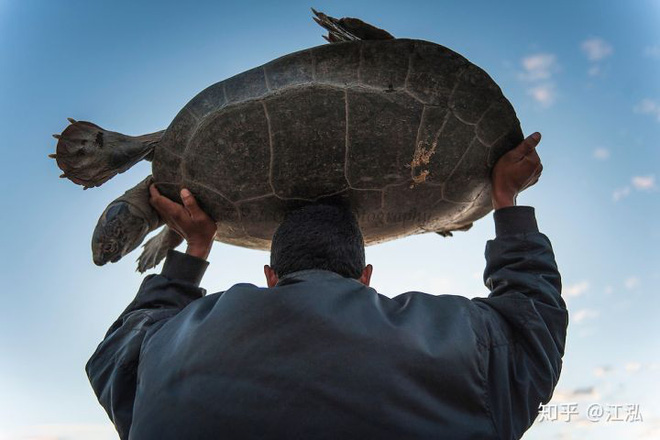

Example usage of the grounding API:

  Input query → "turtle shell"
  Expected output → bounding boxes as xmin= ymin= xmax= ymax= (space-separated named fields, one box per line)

xmin=152 ymin=39 xmax=522 ymax=250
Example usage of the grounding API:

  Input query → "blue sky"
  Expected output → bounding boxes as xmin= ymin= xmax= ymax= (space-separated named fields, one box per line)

xmin=0 ymin=0 xmax=658 ymax=438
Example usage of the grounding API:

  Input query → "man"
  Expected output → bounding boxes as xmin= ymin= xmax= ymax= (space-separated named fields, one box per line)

xmin=86 ymin=132 xmax=568 ymax=440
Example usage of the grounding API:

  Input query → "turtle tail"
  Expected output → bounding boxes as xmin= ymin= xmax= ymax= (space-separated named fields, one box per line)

xmin=311 ymin=8 xmax=395 ymax=43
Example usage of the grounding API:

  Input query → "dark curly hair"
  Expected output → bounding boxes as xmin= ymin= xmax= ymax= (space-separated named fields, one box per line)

xmin=270 ymin=203 xmax=365 ymax=279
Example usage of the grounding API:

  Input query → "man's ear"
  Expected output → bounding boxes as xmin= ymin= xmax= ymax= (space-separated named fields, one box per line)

xmin=264 ymin=265 xmax=279 ymax=288
xmin=359 ymin=264 xmax=373 ymax=286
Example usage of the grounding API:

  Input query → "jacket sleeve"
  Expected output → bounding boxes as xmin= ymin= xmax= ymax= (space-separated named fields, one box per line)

xmin=471 ymin=206 xmax=569 ymax=440
xmin=85 ymin=250 xmax=209 ymax=440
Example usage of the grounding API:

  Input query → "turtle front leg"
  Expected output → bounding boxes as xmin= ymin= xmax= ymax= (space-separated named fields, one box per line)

xmin=92 ymin=176 xmax=161 ymax=266
xmin=136 ymin=226 xmax=184 ymax=273
xmin=51 ymin=118 xmax=164 ymax=189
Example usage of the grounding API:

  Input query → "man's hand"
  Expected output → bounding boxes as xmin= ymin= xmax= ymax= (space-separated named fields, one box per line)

xmin=491 ymin=132 xmax=543 ymax=210
xmin=149 ymin=184 xmax=216 ymax=260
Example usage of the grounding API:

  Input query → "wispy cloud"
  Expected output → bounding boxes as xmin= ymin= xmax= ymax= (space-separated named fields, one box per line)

xmin=594 ymin=365 xmax=613 ymax=377
xmin=613 ymin=175 xmax=656 ymax=201
xmin=520 ymin=54 xmax=557 ymax=81
xmin=581 ymin=38 xmax=613 ymax=61
xmin=644 ymin=44 xmax=660 ymax=58
xmin=552 ymin=386 xmax=600 ymax=403
xmin=565 ymin=280 xmax=589 ymax=297
xmin=612 ymin=186 xmax=631 ymax=202
xmin=625 ymin=276 xmax=640 ymax=290
xmin=573 ymin=308 xmax=600 ymax=324
xmin=633 ymin=98 xmax=660 ymax=122
xmin=0 ymin=424 xmax=116 ymax=440
xmin=587 ymin=65 xmax=602 ymax=77
xmin=625 ymin=362 xmax=642 ymax=373
xmin=526 ymin=84 xmax=556 ymax=107
xmin=518 ymin=53 xmax=558 ymax=107
xmin=581 ymin=38 xmax=613 ymax=77
xmin=593 ymin=148 xmax=610 ymax=160
xmin=632 ymin=175 xmax=656 ymax=190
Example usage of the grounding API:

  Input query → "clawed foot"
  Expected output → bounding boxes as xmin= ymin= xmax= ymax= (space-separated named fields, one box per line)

xmin=136 ymin=227 xmax=183 ymax=273
xmin=50 ymin=118 xmax=158 ymax=189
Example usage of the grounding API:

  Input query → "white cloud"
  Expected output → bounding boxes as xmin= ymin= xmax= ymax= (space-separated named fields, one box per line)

xmin=594 ymin=365 xmax=613 ymax=377
xmin=573 ymin=308 xmax=600 ymax=323
xmin=587 ymin=65 xmax=601 ymax=77
xmin=625 ymin=276 xmax=640 ymax=290
xmin=518 ymin=53 xmax=559 ymax=108
xmin=644 ymin=44 xmax=660 ymax=58
xmin=613 ymin=176 xmax=657 ymax=202
xmin=551 ymin=386 xmax=600 ymax=403
xmin=527 ymin=84 xmax=556 ymax=107
xmin=0 ymin=424 xmax=116 ymax=440
xmin=565 ymin=280 xmax=589 ymax=297
xmin=634 ymin=98 xmax=658 ymax=114
xmin=593 ymin=148 xmax=610 ymax=160
xmin=625 ymin=362 xmax=642 ymax=373
xmin=520 ymin=53 xmax=557 ymax=81
xmin=581 ymin=38 xmax=613 ymax=61
xmin=633 ymin=98 xmax=660 ymax=122
xmin=632 ymin=175 xmax=656 ymax=190
xmin=612 ymin=186 xmax=631 ymax=202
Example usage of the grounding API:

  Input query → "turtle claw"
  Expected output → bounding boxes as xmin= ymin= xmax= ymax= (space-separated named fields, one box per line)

xmin=52 ymin=134 xmax=61 ymax=139
xmin=67 ymin=117 xmax=77 ymax=124
xmin=48 ymin=153 xmax=57 ymax=159
xmin=135 ymin=227 xmax=183 ymax=272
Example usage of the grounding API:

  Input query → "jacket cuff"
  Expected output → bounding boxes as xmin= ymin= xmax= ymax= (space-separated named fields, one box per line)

xmin=161 ymin=249 xmax=209 ymax=286
xmin=493 ymin=206 xmax=539 ymax=236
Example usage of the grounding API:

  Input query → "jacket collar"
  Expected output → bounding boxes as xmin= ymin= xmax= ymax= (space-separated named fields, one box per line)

xmin=275 ymin=268 xmax=355 ymax=287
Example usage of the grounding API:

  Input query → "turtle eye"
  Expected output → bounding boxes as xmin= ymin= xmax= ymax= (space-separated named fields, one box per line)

xmin=103 ymin=243 xmax=116 ymax=253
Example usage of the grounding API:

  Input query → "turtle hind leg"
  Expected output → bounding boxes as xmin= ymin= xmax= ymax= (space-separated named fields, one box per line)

xmin=311 ymin=8 xmax=395 ymax=43
xmin=92 ymin=176 xmax=161 ymax=266
xmin=51 ymin=118 xmax=165 ymax=189
xmin=136 ymin=226 xmax=184 ymax=273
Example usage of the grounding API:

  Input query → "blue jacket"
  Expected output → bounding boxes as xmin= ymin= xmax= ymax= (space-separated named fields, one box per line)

xmin=86 ymin=206 xmax=568 ymax=439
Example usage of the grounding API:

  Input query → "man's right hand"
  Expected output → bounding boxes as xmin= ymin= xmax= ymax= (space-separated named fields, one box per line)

xmin=149 ymin=184 xmax=217 ymax=260
xmin=490 ymin=132 xmax=543 ymax=210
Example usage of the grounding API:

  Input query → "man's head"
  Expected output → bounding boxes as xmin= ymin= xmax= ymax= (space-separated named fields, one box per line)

xmin=264 ymin=203 xmax=373 ymax=287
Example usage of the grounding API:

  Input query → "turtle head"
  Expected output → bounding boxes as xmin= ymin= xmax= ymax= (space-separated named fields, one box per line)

xmin=92 ymin=201 xmax=151 ymax=265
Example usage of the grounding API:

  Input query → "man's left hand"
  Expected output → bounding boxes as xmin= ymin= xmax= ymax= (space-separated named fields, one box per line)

xmin=149 ymin=184 xmax=216 ymax=260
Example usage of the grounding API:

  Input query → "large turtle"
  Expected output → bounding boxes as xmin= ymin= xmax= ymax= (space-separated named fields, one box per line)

xmin=51 ymin=9 xmax=522 ymax=272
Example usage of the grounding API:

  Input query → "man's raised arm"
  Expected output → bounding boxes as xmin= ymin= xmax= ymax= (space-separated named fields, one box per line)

xmin=471 ymin=133 xmax=569 ymax=439
xmin=85 ymin=187 xmax=216 ymax=439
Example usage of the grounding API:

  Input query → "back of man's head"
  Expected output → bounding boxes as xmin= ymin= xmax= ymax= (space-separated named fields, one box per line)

xmin=270 ymin=203 xmax=365 ymax=279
